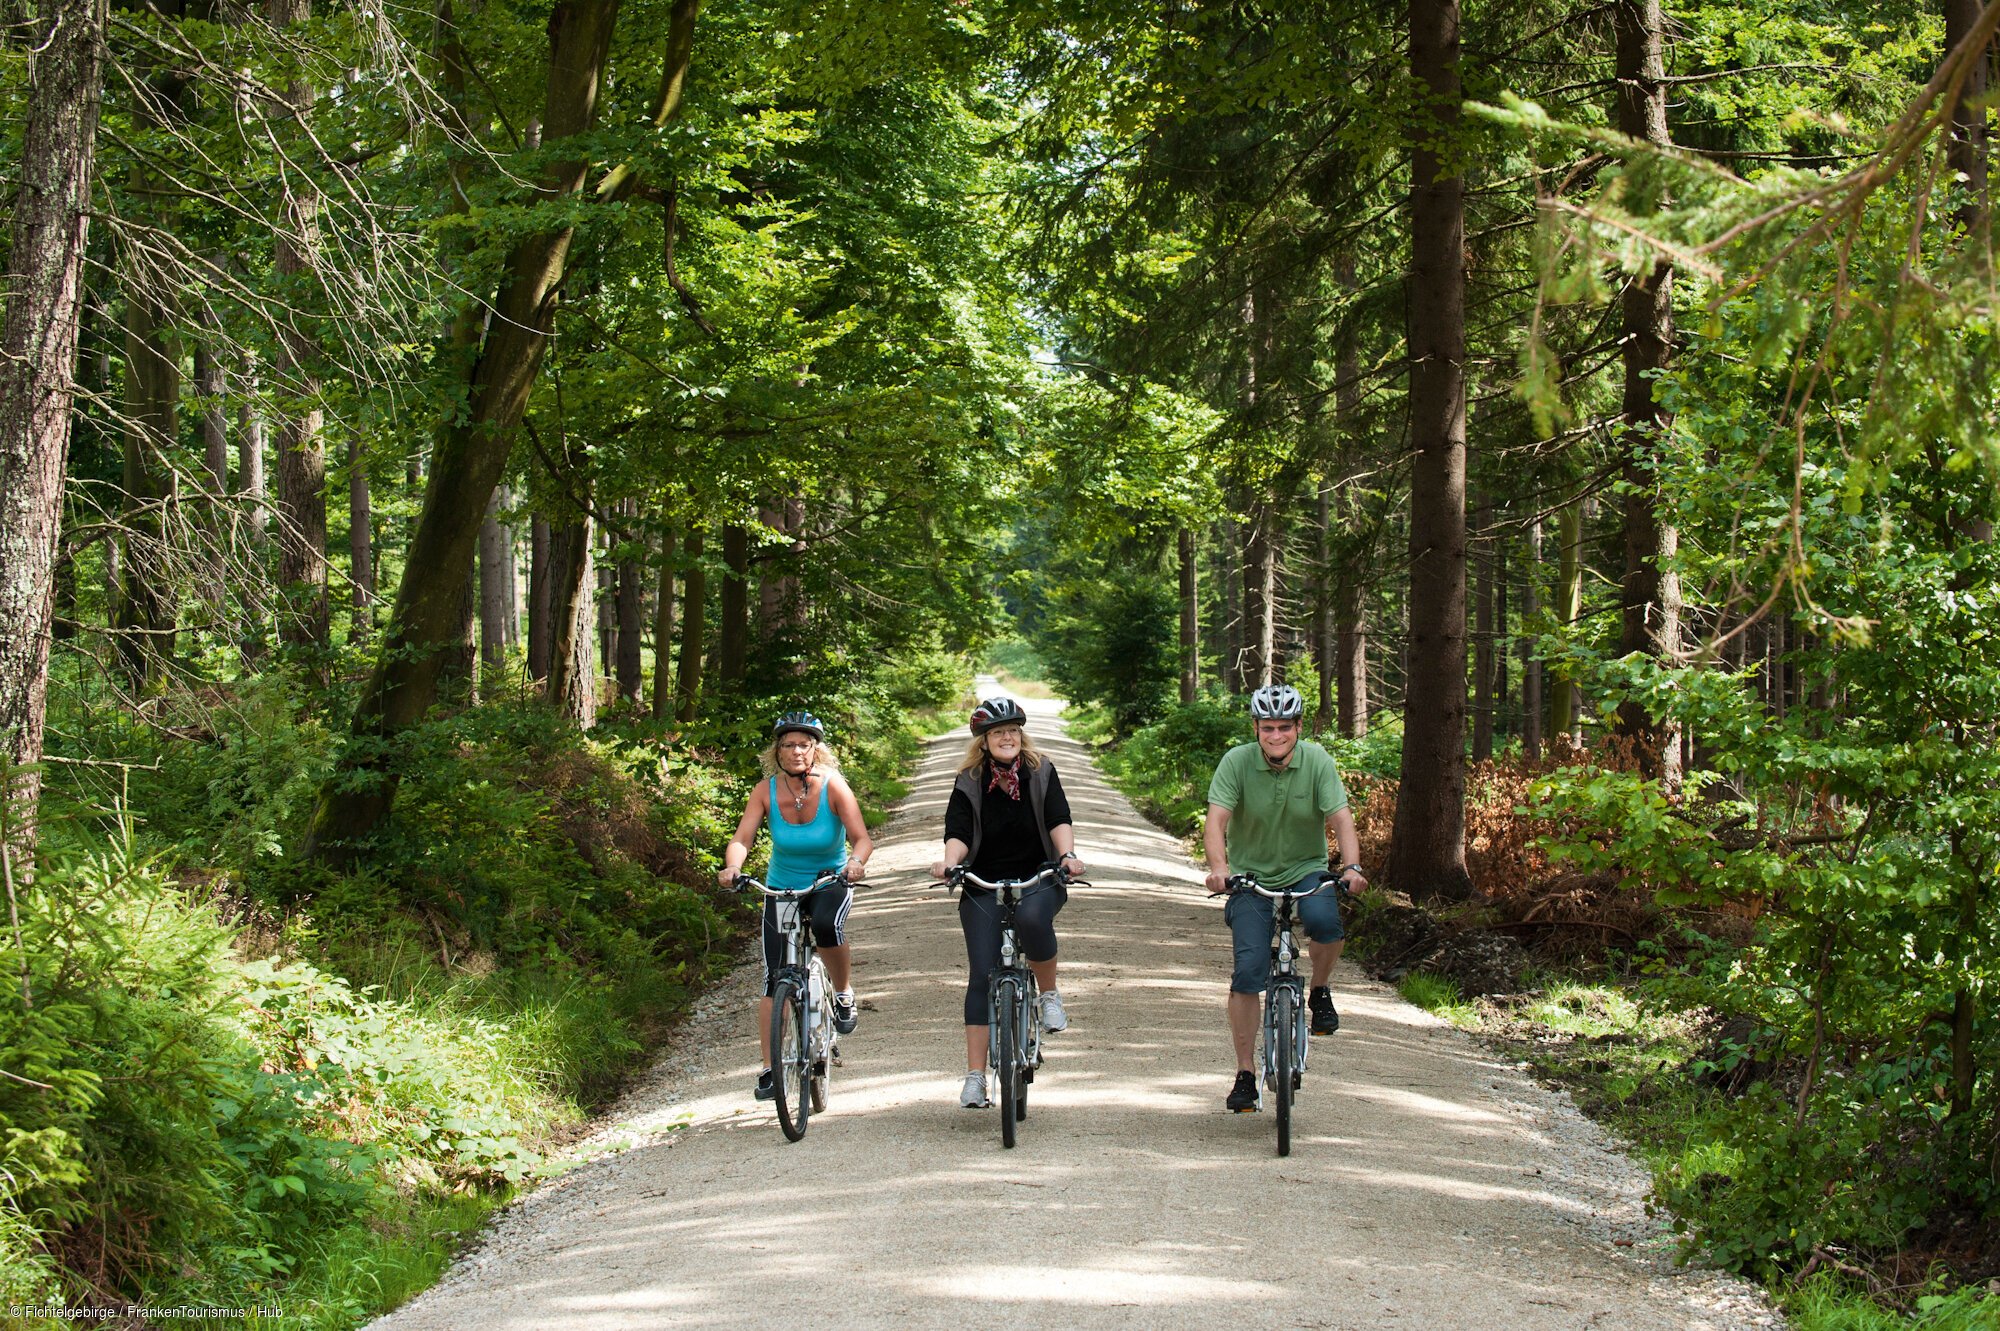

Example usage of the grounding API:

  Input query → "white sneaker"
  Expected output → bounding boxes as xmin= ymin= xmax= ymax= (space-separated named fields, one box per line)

xmin=959 ymin=1071 xmax=990 ymax=1108
xmin=1039 ymin=990 xmax=1069 ymax=1033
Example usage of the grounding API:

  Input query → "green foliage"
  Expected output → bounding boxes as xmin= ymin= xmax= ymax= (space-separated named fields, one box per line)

xmin=1397 ymin=973 xmax=1476 ymax=1028
xmin=1035 ymin=573 xmax=1180 ymax=734
xmin=1790 ymin=1278 xmax=1998 ymax=1331
xmin=1093 ymin=696 xmax=1245 ymax=833
xmin=1655 ymin=1085 xmax=1937 ymax=1280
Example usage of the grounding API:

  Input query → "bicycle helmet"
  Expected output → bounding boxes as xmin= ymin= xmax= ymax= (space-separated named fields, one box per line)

xmin=772 ymin=710 xmax=826 ymax=741
xmin=969 ymin=696 xmax=1028 ymax=735
xmin=1248 ymin=684 xmax=1304 ymax=720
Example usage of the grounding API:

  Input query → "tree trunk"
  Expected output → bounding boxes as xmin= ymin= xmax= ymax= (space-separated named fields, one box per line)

xmin=116 ymin=256 xmax=181 ymax=695
xmin=1523 ymin=518 xmax=1543 ymax=759
xmin=348 ymin=435 xmax=374 ymax=637
xmin=1612 ymin=0 xmax=1684 ymax=784
xmin=1387 ymin=0 xmax=1473 ymax=902
xmin=597 ymin=539 xmax=615 ymax=686
xmin=0 ymin=0 xmax=104 ymax=859
xmin=1495 ymin=530 xmax=1509 ymax=741
xmin=653 ymin=527 xmax=677 ymax=719
xmin=1945 ymin=0 xmax=1993 ymax=239
xmin=1178 ymin=525 xmax=1199 ymax=704
xmin=675 ymin=526 xmax=707 ymax=721
xmin=195 ymin=339 xmax=230 ymax=613
xmin=718 ymin=521 xmax=749 ymax=683
xmin=1336 ymin=572 xmax=1368 ymax=739
xmin=1218 ymin=515 xmax=1241 ymax=692
xmin=546 ymin=515 xmax=597 ymax=727
xmin=267 ymin=0 xmax=329 ymax=658
xmin=1472 ymin=498 xmax=1495 ymax=762
xmin=1242 ymin=501 xmax=1276 ymax=688
xmin=238 ymin=374 xmax=266 ymax=534
xmin=237 ymin=375 xmax=269 ymax=661
xmin=306 ymin=0 xmax=627 ymax=859
xmin=616 ymin=504 xmax=644 ymax=702
xmin=1312 ymin=488 xmax=1334 ymax=733
xmin=480 ymin=485 xmax=510 ymax=680
xmin=1549 ymin=496 xmax=1583 ymax=745
xmin=529 ymin=512 xmax=552 ymax=681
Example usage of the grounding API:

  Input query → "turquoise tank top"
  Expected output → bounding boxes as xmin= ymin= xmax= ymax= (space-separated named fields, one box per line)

xmin=766 ymin=776 xmax=846 ymax=889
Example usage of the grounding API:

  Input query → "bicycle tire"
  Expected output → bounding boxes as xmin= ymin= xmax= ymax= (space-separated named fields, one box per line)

xmin=771 ymin=979 xmax=810 ymax=1142
xmin=996 ymin=987 xmax=1019 ymax=1148
xmin=809 ymin=964 xmax=830 ymax=1113
xmin=1273 ymin=986 xmax=1295 ymax=1157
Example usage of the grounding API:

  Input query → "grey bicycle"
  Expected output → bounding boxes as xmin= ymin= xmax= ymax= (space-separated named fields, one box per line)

xmin=735 ymin=870 xmax=844 ymax=1142
xmin=1213 ymin=871 xmax=1329 ymax=1156
xmin=947 ymin=863 xmax=1081 ymax=1149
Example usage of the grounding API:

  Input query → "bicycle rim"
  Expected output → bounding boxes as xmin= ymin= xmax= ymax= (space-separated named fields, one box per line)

xmin=997 ymin=994 xmax=1019 ymax=1148
xmin=1274 ymin=987 xmax=1295 ymax=1157
xmin=772 ymin=981 xmax=809 ymax=1141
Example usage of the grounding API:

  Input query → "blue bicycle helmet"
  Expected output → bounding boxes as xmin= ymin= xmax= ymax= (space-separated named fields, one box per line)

xmin=772 ymin=710 xmax=826 ymax=741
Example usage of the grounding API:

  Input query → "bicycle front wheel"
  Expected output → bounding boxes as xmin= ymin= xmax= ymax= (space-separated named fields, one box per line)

xmin=1272 ymin=986 xmax=1295 ymax=1157
xmin=771 ymin=979 xmax=810 ymax=1141
xmin=996 ymin=988 xmax=1020 ymax=1148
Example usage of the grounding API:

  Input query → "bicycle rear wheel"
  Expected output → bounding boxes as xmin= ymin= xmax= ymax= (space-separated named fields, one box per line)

xmin=996 ymin=988 xmax=1020 ymax=1148
xmin=1272 ymin=986 xmax=1295 ymax=1157
xmin=771 ymin=980 xmax=810 ymax=1141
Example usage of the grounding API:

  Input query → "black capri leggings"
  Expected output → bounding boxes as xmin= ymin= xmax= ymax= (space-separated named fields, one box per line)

xmin=761 ymin=880 xmax=853 ymax=997
xmin=958 ymin=884 xmax=1067 ymax=1024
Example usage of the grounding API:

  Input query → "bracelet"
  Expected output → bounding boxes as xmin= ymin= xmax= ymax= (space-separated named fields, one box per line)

xmin=1059 ymin=851 xmax=1079 ymax=862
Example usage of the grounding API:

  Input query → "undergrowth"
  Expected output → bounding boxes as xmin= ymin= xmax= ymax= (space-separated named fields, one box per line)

xmin=8 ymin=648 xmax=963 ymax=1322
xmin=1086 ymin=699 xmax=2000 ymax=1330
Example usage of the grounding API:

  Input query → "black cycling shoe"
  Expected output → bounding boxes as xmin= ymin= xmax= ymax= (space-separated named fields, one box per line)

xmin=1310 ymin=986 xmax=1340 ymax=1035
xmin=754 ymin=1069 xmax=776 ymax=1101
xmin=1226 ymin=1070 xmax=1261 ymax=1113
xmin=832 ymin=992 xmax=859 ymax=1036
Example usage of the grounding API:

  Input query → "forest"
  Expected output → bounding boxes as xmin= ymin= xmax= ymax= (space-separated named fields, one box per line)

xmin=0 ymin=0 xmax=1994 ymax=1325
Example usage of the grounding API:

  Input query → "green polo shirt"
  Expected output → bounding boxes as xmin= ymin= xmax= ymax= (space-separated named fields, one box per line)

xmin=1206 ymin=739 xmax=1349 ymax=889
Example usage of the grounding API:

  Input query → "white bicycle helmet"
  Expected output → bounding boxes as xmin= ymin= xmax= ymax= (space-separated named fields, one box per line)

xmin=1248 ymin=684 xmax=1304 ymax=720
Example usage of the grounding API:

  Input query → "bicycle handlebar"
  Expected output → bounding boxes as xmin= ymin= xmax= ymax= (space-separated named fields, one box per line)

xmin=731 ymin=869 xmax=848 ymax=898
xmin=1209 ymin=872 xmax=1344 ymax=900
xmin=943 ymin=863 xmax=1084 ymax=894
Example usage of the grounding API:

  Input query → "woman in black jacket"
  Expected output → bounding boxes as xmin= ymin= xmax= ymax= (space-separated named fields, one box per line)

xmin=929 ymin=697 xmax=1086 ymax=1109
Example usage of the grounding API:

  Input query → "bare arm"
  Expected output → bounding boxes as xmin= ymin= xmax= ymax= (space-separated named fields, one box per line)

xmin=827 ymin=774 xmax=872 ymax=880
xmin=1328 ymin=806 xmax=1366 ymax=889
xmin=719 ymin=781 xmax=771 ymax=886
xmin=931 ymin=837 xmax=971 ymax=880
xmin=1203 ymin=804 xmax=1232 ymax=893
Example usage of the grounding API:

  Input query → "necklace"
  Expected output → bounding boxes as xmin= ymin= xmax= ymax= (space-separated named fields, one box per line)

xmin=787 ymin=771 xmax=810 ymax=812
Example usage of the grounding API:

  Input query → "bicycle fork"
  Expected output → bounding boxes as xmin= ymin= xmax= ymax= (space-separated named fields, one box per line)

xmin=1265 ymin=926 xmax=1311 ymax=1091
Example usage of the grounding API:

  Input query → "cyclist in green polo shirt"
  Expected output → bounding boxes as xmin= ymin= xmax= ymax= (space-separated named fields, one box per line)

xmin=1203 ymin=684 xmax=1368 ymax=1113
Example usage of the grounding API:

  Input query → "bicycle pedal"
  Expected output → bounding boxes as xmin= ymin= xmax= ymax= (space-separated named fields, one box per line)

xmin=1231 ymin=1104 xmax=1261 ymax=1114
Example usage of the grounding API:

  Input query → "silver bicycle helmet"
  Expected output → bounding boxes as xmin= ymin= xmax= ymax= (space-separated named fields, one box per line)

xmin=1248 ymin=684 xmax=1304 ymax=720
xmin=772 ymin=710 xmax=826 ymax=741
xmin=969 ymin=696 xmax=1028 ymax=735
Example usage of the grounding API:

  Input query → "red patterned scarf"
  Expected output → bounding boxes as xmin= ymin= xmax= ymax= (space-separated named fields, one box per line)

xmin=987 ymin=756 xmax=1023 ymax=801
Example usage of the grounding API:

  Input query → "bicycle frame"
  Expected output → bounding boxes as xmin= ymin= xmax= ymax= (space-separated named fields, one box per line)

xmin=948 ymin=864 xmax=1077 ymax=1147
xmin=1221 ymin=872 xmax=1329 ymax=1155
xmin=736 ymin=870 xmax=844 ymax=1141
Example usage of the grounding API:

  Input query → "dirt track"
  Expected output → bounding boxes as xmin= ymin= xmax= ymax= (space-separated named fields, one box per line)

xmin=370 ymin=697 xmax=1780 ymax=1331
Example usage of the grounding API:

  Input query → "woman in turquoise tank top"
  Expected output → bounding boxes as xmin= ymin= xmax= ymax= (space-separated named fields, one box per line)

xmin=720 ymin=711 xmax=874 ymax=1103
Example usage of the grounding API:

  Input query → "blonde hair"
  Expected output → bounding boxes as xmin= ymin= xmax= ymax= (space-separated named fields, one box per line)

xmin=958 ymin=727 xmax=1044 ymax=774
xmin=759 ymin=737 xmax=841 ymax=777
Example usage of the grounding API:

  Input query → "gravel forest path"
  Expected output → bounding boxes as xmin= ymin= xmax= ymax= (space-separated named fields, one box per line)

xmin=371 ymin=694 xmax=1781 ymax=1331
